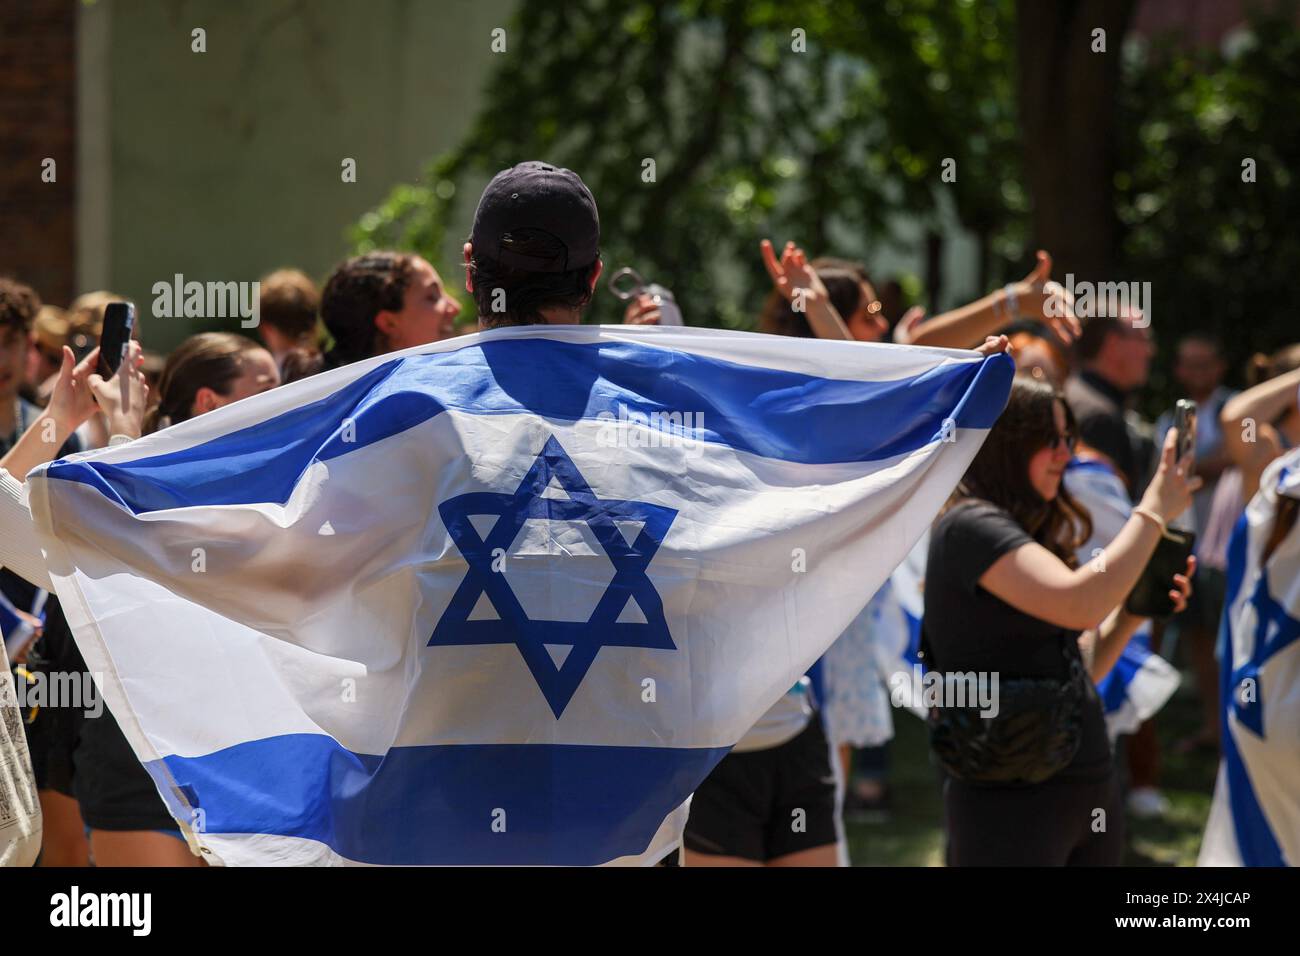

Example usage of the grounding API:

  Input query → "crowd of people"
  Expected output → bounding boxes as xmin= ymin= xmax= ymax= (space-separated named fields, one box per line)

xmin=2 ymin=161 xmax=1298 ymax=867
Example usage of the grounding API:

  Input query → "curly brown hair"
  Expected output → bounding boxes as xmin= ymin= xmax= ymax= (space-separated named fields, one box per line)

xmin=0 ymin=277 xmax=41 ymax=336
xmin=320 ymin=252 xmax=417 ymax=368
xmin=952 ymin=374 xmax=1093 ymax=566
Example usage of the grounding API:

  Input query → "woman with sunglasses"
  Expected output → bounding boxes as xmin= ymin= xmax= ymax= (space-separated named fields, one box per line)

xmin=923 ymin=374 xmax=1197 ymax=866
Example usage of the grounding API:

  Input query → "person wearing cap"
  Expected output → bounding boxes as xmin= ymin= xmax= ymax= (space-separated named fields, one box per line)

xmin=459 ymin=161 xmax=1014 ymax=867
xmin=463 ymin=163 xmax=849 ymax=867
xmin=463 ymin=161 xmax=604 ymax=328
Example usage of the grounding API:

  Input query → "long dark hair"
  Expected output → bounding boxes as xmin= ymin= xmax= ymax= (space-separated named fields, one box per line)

xmin=953 ymin=375 xmax=1092 ymax=565
xmin=320 ymin=252 xmax=417 ymax=368
xmin=143 ymin=332 xmax=265 ymax=434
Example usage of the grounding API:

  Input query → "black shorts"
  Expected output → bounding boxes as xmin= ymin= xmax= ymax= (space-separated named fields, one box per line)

xmin=21 ymin=692 xmax=81 ymax=797
xmin=74 ymin=705 xmax=178 ymax=833
xmin=684 ymin=715 xmax=839 ymax=862
xmin=18 ymin=604 xmax=84 ymax=797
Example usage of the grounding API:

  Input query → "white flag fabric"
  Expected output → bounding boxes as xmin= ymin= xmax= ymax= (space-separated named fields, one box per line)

xmin=28 ymin=324 xmax=1012 ymax=866
xmin=1200 ymin=446 xmax=1300 ymax=866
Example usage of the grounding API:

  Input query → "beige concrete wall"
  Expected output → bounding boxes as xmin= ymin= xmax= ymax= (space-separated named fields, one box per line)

xmin=88 ymin=0 xmax=515 ymax=350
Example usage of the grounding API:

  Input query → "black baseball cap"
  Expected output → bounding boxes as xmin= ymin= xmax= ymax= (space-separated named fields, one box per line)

xmin=470 ymin=161 xmax=600 ymax=273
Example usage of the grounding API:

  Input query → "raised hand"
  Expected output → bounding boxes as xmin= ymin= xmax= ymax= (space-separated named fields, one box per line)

xmin=623 ymin=294 xmax=662 ymax=325
xmin=1169 ymin=555 xmax=1196 ymax=615
xmin=892 ymin=305 xmax=928 ymax=343
xmin=45 ymin=345 xmax=103 ymax=433
xmin=89 ymin=341 xmax=149 ymax=439
xmin=761 ymin=239 xmax=829 ymax=311
xmin=1013 ymin=249 xmax=1081 ymax=344
xmin=1139 ymin=428 xmax=1204 ymax=525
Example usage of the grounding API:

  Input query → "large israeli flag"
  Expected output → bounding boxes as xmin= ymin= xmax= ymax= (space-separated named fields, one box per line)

xmin=1200 ymin=447 xmax=1300 ymax=866
xmin=28 ymin=324 xmax=1011 ymax=866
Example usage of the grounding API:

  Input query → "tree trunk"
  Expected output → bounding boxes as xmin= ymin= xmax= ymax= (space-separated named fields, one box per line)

xmin=1017 ymin=0 xmax=1137 ymax=284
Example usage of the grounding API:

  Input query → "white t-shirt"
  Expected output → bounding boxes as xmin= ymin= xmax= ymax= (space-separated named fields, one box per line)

xmin=732 ymin=677 xmax=813 ymax=753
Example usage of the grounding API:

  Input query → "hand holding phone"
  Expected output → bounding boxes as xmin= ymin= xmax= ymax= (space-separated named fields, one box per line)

xmin=1173 ymin=399 xmax=1197 ymax=475
xmin=97 ymin=302 xmax=135 ymax=379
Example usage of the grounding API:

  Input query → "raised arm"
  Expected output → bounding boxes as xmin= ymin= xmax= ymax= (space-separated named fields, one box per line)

xmin=1080 ymin=562 xmax=1193 ymax=683
xmin=979 ymin=430 xmax=1198 ymax=630
xmin=1220 ymin=365 xmax=1300 ymax=501
xmin=906 ymin=250 xmax=1081 ymax=350
xmin=0 ymin=343 xmax=148 ymax=483
xmin=759 ymin=239 xmax=853 ymax=341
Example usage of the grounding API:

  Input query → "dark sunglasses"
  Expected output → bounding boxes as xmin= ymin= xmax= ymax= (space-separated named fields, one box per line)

xmin=1047 ymin=432 xmax=1078 ymax=453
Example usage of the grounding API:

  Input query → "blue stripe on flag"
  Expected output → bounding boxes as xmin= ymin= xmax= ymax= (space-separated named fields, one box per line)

xmin=153 ymin=734 xmax=728 ymax=866
xmin=46 ymin=340 xmax=1013 ymax=514
xmin=1218 ymin=513 xmax=1286 ymax=866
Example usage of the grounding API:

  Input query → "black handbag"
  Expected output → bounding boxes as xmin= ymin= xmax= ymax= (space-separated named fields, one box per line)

xmin=921 ymin=629 xmax=1086 ymax=785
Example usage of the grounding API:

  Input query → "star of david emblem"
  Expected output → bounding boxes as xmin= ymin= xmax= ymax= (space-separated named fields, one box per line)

xmin=1230 ymin=568 xmax=1300 ymax=738
xmin=430 ymin=435 xmax=678 ymax=717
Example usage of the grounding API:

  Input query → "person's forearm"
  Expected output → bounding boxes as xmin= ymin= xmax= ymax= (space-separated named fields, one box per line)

xmin=1085 ymin=606 xmax=1145 ymax=683
xmin=803 ymin=298 xmax=853 ymax=341
xmin=906 ymin=288 xmax=1012 ymax=349
xmin=1061 ymin=512 xmax=1164 ymax=628
xmin=0 ymin=412 xmax=76 ymax=483
xmin=1221 ymin=367 xmax=1300 ymax=465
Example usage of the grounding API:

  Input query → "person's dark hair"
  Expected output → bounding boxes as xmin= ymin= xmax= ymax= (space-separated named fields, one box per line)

xmin=1246 ymin=342 xmax=1300 ymax=388
xmin=468 ymin=239 xmax=598 ymax=329
xmin=320 ymin=252 xmax=417 ymax=367
xmin=143 ymin=332 xmax=265 ymax=433
xmin=0 ymin=277 xmax=41 ymax=336
xmin=1177 ymin=331 xmax=1222 ymax=355
xmin=260 ymin=268 xmax=321 ymax=344
xmin=1073 ymin=315 xmax=1124 ymax=364
xmin=952 ymin=374 xmax=1092 ymax=565
xmin=280 ymin=346 xmax=325 ymax=384
xmin=758 ymin=257 xmax=872 ymax=337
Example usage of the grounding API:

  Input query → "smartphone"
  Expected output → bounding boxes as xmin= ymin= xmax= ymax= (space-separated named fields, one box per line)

xmin=1126 ymin=528 xmax=1196 ymax=619
xmin=1173 ymin=399 xmax=1196 ymax=475
xmin=97 ymin=302 xmax=135 ymax=379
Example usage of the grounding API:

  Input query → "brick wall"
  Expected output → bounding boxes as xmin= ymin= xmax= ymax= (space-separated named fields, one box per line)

xmin=0 ymin=0 xmax=76 ymax=306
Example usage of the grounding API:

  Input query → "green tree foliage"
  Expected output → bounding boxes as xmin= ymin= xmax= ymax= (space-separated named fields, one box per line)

xmin=352 ymin=0 xmax=1023 ymax=328
xmin=354 ymin=0 xmax=1300 ymax=402
xmin=1117 ymin=4 xmax=1300 ymax=406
